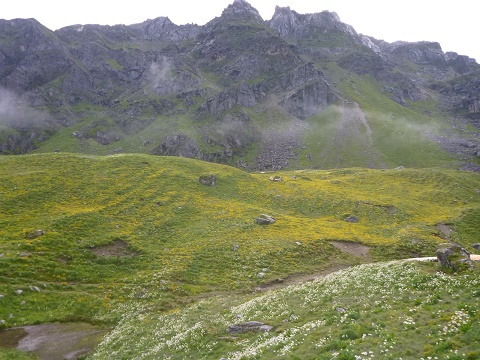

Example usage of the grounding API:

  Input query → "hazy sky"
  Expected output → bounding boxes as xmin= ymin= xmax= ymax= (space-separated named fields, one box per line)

xmin=2 ymin=0 xmax=478 ymax=61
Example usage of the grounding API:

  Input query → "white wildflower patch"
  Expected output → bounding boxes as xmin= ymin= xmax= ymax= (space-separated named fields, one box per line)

xmin=89 ymin=260 xmax=480 ymax=359
xmin=401 ymin=315 xmax=416 ymax=329
xmin=440 ymin=309 xmax=473 ymax=335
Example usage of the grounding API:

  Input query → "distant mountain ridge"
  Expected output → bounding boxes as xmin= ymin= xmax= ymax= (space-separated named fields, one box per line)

xmin=0 ymin=0 xmax=479 ymax=171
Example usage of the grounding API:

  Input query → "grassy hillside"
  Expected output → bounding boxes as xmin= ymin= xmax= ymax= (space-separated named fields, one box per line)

xmin=91 ymin=261 xmax=480 ymax=360
xmin=0 ymin=153 xmax=479 ymax=358
xmin=298 ymin=63 xmax=462 ymax=170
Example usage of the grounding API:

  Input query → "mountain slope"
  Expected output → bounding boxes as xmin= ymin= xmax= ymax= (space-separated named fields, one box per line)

xmin=0 ymin=1 xmax=479 ymax=171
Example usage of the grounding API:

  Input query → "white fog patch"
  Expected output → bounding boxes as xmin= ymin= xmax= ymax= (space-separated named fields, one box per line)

xmin=149 ymin=57 xmax=173 ymax=89
xmin=0 ymin=88 xmax=50 ymax=129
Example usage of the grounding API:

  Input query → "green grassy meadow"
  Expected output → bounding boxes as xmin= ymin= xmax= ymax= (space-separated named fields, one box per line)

xmin=0 ymin=153 xmax=479 ymax=358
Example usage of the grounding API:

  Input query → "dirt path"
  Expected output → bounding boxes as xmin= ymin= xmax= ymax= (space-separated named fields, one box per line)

xmin=256 ymin=240 xmax=479 ymax=292
xmin=256 ymin=253 xmax=480 ymax=292
xmin=405 ymin=254 xmax=480 ymax=262
xmin=255 ymin=263 xmax=352 ymax=292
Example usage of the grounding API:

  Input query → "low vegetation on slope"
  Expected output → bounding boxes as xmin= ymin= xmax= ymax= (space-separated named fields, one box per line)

xmin=0 ymin=153 xmax=479 ymax=358
xmin=92 ymin=261 xmax=480 ymax=360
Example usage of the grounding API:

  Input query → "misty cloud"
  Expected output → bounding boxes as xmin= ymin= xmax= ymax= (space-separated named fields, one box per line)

xmin=0 ymin=88 xmax=51 ymax=129
xmin=148 ymin=57 xmax=201 ymax=96
xmin=149 ymin=57 xmax=173 ymax=92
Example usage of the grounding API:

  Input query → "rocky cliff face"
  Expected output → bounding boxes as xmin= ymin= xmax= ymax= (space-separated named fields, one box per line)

xmin=379 ymin=41 xmax=447 ymax=68
xmin=0 ymin=19 xmax=73 ymax=94
xmin=0 ymin=0 xmax=479 ymax=170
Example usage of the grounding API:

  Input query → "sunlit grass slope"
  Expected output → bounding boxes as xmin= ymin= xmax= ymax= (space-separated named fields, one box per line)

xmin=0 ymin=153 xmax=479 ymax=336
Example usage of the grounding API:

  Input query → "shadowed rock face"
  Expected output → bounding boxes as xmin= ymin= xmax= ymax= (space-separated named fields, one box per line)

xmin=281 ymin=80 xmax=333 ymax=119
xmin=151 ymin=134 xmax=200 ymax=158
xmin=0 ymin=1 xmax=479 ymax=170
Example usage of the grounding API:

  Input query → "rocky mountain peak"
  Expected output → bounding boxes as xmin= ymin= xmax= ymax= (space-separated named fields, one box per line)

xmin=221 ymin=0 xmax=263 ymax=22
xmin=0 ymin=17 xmax=43 ymax=32
xmin=131 ymin=16 xmax=201 ymax=41
xmin=269 ymin=6 xmax=298 ymax=36
xmin=0 ymin=18 xmax=73 ymax=94
xmin=0 ymin=17 xmax=55 ymax=46
xmin=269 ymin=7 xmax=357 ymax=39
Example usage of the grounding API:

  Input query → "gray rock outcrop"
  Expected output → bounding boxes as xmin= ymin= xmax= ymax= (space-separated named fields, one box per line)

xmin=131 ymin=17 xmax=201 ymax=42
xmin=378 ymin=41 xmax=447 ymax=69
xmin=151 ymin=134 xmax=199 ymax=158
xmin=436 ymin=243 xmax=473 ymax=271
xmin=281 ymin=80 xmax=333 ymax=119
xmin=221 ymin=0 xmax=264 ymax=22
xmin=26 ymin=229 xmax=45 ymax=239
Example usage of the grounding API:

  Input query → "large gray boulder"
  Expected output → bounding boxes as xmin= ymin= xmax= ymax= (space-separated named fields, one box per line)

xmin=436 ymin=243 xmax=473 ymax=271
xmin=255 ymin=214 xmax=276 ymax=225
xmin=227 ymin=321 xmax=273 ymax=334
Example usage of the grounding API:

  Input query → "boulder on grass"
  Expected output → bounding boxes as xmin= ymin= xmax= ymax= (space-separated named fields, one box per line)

xmin=436 ymin=243 xmax=473 ymax=271
xmin=344 ymin=215 xmax=359 ymax=223
xmin=269 ymin=176 xmax=282 ymax=182
xmin=255 ymin=214 xmax=276 ymax=225
xmin=227 ymin=321 xmax=273 ymax=334
xmin=26 ymin=229 xmax=45 ymax=239
xmin=199 ymin=174 xmax=216 ymax=186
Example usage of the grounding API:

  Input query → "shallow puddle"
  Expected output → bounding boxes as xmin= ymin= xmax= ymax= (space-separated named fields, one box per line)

xmin=0 ymin=322 xmax=109 ymax=360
